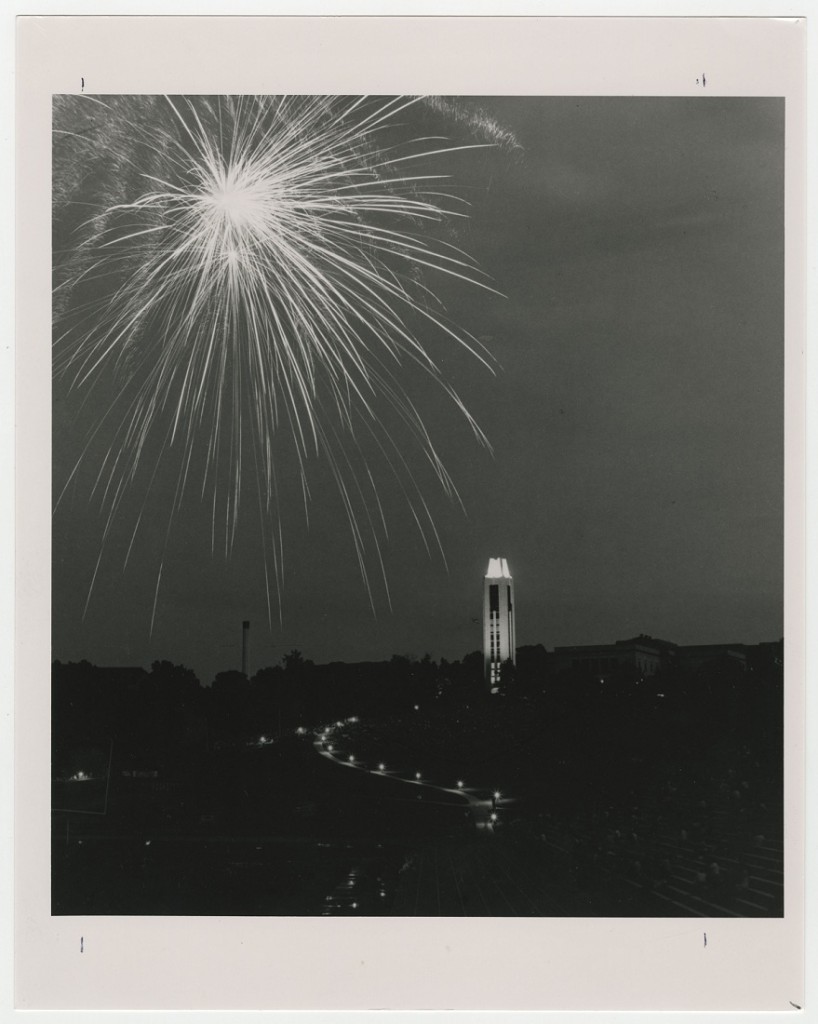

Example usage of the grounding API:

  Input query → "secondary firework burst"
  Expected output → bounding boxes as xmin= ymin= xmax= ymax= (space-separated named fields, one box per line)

xmin=53 ymin=94 xmax=503 ymax=628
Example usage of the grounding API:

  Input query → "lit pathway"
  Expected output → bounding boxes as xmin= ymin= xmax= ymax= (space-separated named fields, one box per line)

xmin=311 ymin=723 xmax=502 ymax=832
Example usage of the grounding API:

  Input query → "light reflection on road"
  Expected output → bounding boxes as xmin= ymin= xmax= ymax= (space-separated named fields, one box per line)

xmin=321 ymin=863 xmax=393 ymax=915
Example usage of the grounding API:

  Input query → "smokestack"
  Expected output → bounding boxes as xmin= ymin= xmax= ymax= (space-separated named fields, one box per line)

xmin=241 ymin=620 xmax=250 ymax=677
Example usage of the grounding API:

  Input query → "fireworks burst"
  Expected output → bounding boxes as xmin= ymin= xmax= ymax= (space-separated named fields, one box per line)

xmin=53 ymin=95 xmax=504 ymax=630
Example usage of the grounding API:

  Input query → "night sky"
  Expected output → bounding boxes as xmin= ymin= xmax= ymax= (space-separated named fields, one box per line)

xmin=52 ymin=96 xmax=784 ymax=684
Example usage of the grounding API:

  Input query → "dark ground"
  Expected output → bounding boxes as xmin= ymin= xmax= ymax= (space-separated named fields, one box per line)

xmin=52 ymin=652 xmax=784 ymax=917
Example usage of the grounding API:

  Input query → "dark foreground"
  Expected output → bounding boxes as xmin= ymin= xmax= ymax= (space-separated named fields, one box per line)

xmin=52 ymin=650 xmax=784 ymax=916
xmin=52 ymin=723 xmax=782 ymax=917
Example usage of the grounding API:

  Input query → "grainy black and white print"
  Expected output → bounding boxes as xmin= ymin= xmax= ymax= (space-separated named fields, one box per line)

xmin=52 ymin=96 xmax=784 ymax=917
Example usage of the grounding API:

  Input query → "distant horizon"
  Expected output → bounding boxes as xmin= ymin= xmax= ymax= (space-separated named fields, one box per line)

xmin=53 ymin=627 xmax=784 ymax=683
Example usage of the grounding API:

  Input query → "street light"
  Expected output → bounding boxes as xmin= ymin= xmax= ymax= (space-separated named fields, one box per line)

xmin=348 ymin=755 xmax=355 ymax=763
xmin=378 ymin=763 xmax=386 ymax=772
xmin=415 ymin=772 xmax=422 ymax=780
xmin=457 ymin=780 xmax=464 ymax=788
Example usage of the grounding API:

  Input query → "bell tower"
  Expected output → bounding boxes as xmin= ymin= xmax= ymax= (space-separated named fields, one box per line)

xmin=483 ymin=558 xmax=516 ymax=693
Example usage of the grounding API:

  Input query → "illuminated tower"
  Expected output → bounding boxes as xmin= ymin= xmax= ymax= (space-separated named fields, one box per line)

xmin=483 ymin=557 xmax=516 ymax=693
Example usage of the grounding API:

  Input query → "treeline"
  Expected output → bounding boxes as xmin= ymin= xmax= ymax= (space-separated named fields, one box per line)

xmin=51 ymin=649 xmax=489 ymax=769
xmin=52 ymin=642 xmax=783 ymax=774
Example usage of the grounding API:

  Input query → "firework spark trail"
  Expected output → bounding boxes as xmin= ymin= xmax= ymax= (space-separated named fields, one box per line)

xmin=53 ymin=94 xmax=507 ymax=627
xmin=422 ymin=96 xmax=523 ymax=156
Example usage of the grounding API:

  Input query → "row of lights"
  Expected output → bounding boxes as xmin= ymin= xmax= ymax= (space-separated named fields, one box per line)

xmin=316 ymin=719 xmax=507 ymax=831
xmin=319 ymin=721 xmax=505 ymax=820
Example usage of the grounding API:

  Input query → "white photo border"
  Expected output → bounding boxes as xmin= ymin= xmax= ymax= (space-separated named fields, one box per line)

xmin=12 ymin=10 xmax=810 ymax=1017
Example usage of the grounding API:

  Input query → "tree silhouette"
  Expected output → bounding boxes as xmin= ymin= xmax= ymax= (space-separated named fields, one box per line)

xmin=283 ymin=649 xmax=305 ymax=673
